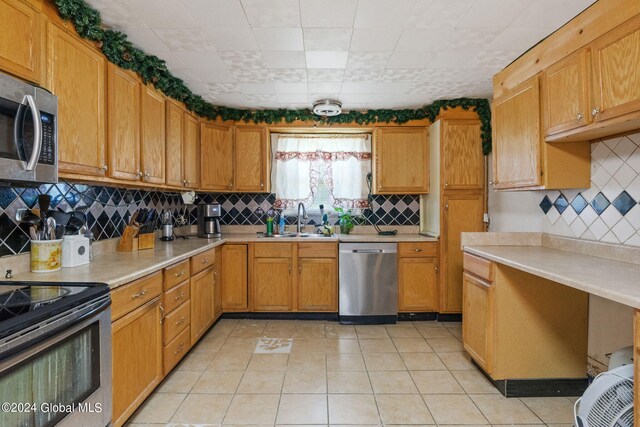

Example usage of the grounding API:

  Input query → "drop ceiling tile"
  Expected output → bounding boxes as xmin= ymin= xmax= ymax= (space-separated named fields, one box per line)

xmin=308 ymin=82 xmax=343 ymax=93
xmin=237 ymin=83 xmax=277 ymax=95
xmin=417 ymin=68 xmax=486 ymax=83
xmin=350 ymin=28 xmax=403 ymax=52
xmin=244 ymin=93 xmax=279 ymax=104
xmin=173 ymin=51 xmax=227 ymax=69
xmin=275 ymin=83 xmax=308 ymax=94
xmin=181 ymin=0 xmax=251 ymax=28
xmin=343 ymin=68 xmax=383 ymax=82
xmin=305 ymin=51 xmax=349 ymax=69
xmin=84 ymin=1 xmax=145 ymax=30
xmin=396 ymin=28 xmax=454 ymax=52
xmin=340 ymin=82 xmax=378 ymax=94
xmin=354 ymin=0 xmax=417 ymax=28
xmin=191 ymin=67 xmax=237 ymax=83
xmin=308 ymin=93 xmax=340 ymax=103
xmin=457 ymin=0 xmax=533 ymax=28
xmin=204 ymin=28 xmax=259 ymax=51
xmin=424 ymin=50 xmax=475 ymax=69
xmin=207 ymin=83 xmax=240 ymax=93
xmin=467 ymin=49 xmax=521 ymax=72
xmin=380 ymin=69 xmax=422 ymax=82
xmin=269 ymin=68 xmax=308 ymax=82
xmin=219 ymin=51 xmax=267 ymax=69
xmin=211 ymin=92 xmax=250 ymax=106
xmin=386 ymin=51 xmax=433 ymax=69
xmin=406 ymin=0 xmax=475 ymax=29
xmin=277 ymin=93 xmax=309 ymax=104
xmin=300 ymin=0 xmax=358 ymax=27
xmin=127 ymin=0 xmax=197 ymax=29
xmin=487 ymin=27 xmax=552 ymax=51
xmin=303 ymin=28 xmax=353 ymax=51
xmin=512 ymin=0 xmax=596 ymax=29
xmin=374 ymin=82 xmax=413 ymax=94
xmin=338 ymin=93 xmax=375 ymax=104
xmin=241 ymin=0 xmax=301 ymax=28
xmin=262 ymin=51 xmax=307 ymax=68
xmin=154 ymin=29 xmax=216 ymax=51
xmin=124 ymin=28 xmax=171 ymax=52
xmin=253 ymin=28 xmax=304 ymax=51
xmin=230 ymin=68 xmax=273 ymax=83
xmin=153 ymin=52 xmax=186 ymax=70
xmin=346 ymin=52 xmax=391 ymax=69
xmin=307 ymin=69 xmax=345 ymax=82
xmin=442 ymin=28 xmax=502 ymax=50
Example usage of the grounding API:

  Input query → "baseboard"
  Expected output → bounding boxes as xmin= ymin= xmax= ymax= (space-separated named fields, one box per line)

xmin=436 ymin=313 xmax=462 ymax=322
xmin=397 ymin=312 xmax=437 ymax=321
xmin=221 ymin=312 xmax=339 ymax=321
xmin=338 ymin=315 xmax=397 ymax=325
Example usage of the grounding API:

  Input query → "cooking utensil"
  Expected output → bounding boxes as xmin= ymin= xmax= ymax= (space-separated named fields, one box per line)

xmin=29 ymin=226 xmax=37 ymax=240
xmin=38 ymin=195 xmax=50 ymax=221
xmin=55 ymin=225 xmax=64 ymax=239
xmin=47 ymin=210 xmax=72 ymax=227
xmin=20 ymin=211 xmax=42 ymax=227
xmin=46 ymin=217 xmax=56 ymax=240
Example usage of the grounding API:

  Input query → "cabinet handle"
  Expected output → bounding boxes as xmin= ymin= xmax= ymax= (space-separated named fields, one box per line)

xmin=202 ymin=258 xmax=209 ymax=264
xmin=260 ymin=182 xmax=264 ymax=188
xmin=144 ymin=171 xmax=150 ymax=180
xmin=136 ymin=170 xmax=143 ymax=177
xmin=182 ymin=179 xmax=187 ymax=186
xmin=576 ymin=113 xmax=584 ymax=120
xmin=445 ymin=204 xmax=449 ymax=210
xmin=591 ymin=108 xmax=600 ymax=117
xmin=159 ymin=304 xmax=164 ymax=325
xmin=174 ymin=292 xmax=184 ymax=301
xmin=99 ymin=165 xmax=108 ymax=173
xmin=488 ymin=181 xmax=494 ymax=185
xmin=228 ymin=181 xmax=233 ymax=189
xmin=415 ymin=248 xmax=423 ymax=252
xmin=298 ymin=265 xmax=302 ymax=274
xmin=131 ymin=289 xmax=147 ymax=299
xmin=288 ymin=264 xmax=292 ymax=274
xmin=435 ymin=265 xmax=438 ymax=274
xmin=186 ymin=180 xmax=191 ymax=185
xmin=174 ymin=344 xmax=184 ymax=355
xmin=174 ymin=271 xmax=185 ymax=278
xmin=175 ymin=317 xmax=186 ymax=326
xmin=444 ymin=182 xmax=448 ymax=188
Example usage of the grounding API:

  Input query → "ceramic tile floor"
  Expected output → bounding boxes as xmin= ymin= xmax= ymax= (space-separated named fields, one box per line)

xmin=125 ymin=319 xmax=577 ymax=427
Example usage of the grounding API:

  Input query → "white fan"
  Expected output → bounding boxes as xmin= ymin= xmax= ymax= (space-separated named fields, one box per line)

xmin=574 ymin=363 xmax=634 ymax=427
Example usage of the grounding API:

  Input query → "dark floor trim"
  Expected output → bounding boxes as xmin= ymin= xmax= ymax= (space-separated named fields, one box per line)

xmin=472 ymin=360 xmax=588 ymax=397
xmin=339 ymin=314 xmax=397 ymax=325
xmin=221 ymin=312 xmax=339 ymax=321
xmin=397 ymin=312 xmax=437 ymax=321
xmin=436 ymin=313 xmax=462 ymax=322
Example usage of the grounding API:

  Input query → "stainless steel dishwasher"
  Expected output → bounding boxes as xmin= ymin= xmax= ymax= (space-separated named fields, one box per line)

xmin=339 ymin=242 xmax=398 ymax=324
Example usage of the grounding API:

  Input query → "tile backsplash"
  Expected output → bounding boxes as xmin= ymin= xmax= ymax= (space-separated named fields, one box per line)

xmin=539 ymin=131 xmax=640 ymax=246
xmin=0 ymin=182 xmax=419 ymax=257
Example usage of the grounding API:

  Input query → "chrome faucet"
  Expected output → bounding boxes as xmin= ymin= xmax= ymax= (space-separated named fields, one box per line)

xmin=296 ymin=202 xmax=308 ymax=233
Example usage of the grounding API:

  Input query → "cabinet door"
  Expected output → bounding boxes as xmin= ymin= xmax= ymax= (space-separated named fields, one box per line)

xmin=373 ymin=127 xmax=429 ymax=194
xmin=221 ymin=244 xmax=248 ymax=310
xmin=398 ymin=257 xmax=438 ymax=312
xmin=165 ymin=101 xmax=183 ymax=187
xmin=107 ymin=64 xmax=140 ymax=181
xmin=462 ymin=272 xmax=492 ymax=373
xmin=252 ymin=258 xmax=292 ymax=311
xmin=492 ymin=76 xmax=541 ymax=189
xmin=140 ymin=85 xmax=166 ymax=184
xmin=441 ymin=120 xmax=484 ymax=190
xmin=591 ymin=14 xmax=640 ymax=122
xmin=213 ymin=247 xmax=222 ymax=318
xmin=190 ymin=267 xmax=215 ymax=345
xmin=48 ymin=23 xmax=106 ymax=176
xmin=298 ymin=258 xmax=337 ymax=311
xmin=234 ymin=126 xmax=269 ymax=192
xmin=201 ymin=122 xmax=233 ymax=191
xmin=542 ymin=50 xmax=590 ymax=136
xmin=183 ymin=112 xmax=200 ymax=189
xmin=0 ymin=0 xmax=42 ymax=83
xmin=440 ymin=193 xmax=484 ymax=313
xmin=112 ymin=298 xmax=162 ymax=427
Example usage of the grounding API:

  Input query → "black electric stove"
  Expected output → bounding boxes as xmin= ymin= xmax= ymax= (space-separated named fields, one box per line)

xmin=0 ymin=281 xmax=110 ymax=342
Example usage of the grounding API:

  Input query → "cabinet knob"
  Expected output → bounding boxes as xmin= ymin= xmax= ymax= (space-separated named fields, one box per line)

xmin=488 ymin=181 xmax=494 ymax=185
xmin=144 ymin=171 xmax=150 ymax=179
xmin=99 ymin=165 xmax=108 ymax=173
xmin=288 ymin=264 xmax=292 ymax=274
xmin=576 ymin=113 xmax=584 ymax=120
xmin=174 ymin=292 xmax=184 ymax=301
xmin=444 ymin=183 xmax=448 ymax=187
xmin=186 ymin=180 xmax=191 ymax=185
xmin=260 ymin=182 xmax=264 ymax=188
xmin=591 ymin=108 xmax=600 ymax=117
xmin=228 ymin=181 xmax=233 ymax=189
xmin=415 ymin=248 xmax=423 ymax=252
xmin=202 ymin=258 xmax=209 ymax=264
xmin=136 ymin=170 xmax=143 ymax=177
xmin=298 ymin=265 xmax=302 ymax=274
xmin=182 ymin=179 xmax=187 ymax=186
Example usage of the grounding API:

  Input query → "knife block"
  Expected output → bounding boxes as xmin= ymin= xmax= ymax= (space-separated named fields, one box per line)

xmin=117 ymin=225 xmax=139 ymax=252
xmin=137 ymin=233 xmax=155 ymax=250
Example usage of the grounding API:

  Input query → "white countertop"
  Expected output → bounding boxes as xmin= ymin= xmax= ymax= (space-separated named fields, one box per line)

xmin=465 ymin=244 xmax=640 ymax=309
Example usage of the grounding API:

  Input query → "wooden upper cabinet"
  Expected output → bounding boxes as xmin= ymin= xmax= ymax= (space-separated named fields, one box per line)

xmin=441 ymin=119 xmax=483 ymax=190
xmin=234 ymin=126 xmax=269 ymax=192
xmin=373 ymin=127 xmax=429 ymax=194
xmin=165 ymin=100 xmax=183 ymax=187
xmin=48 ymin=22 xmax=106 ymax=176
xmin=591 ymin=14 xmax=640 ymax=123
xmin=0 ymin=0 xmax=42 ymax=83
xmin=107 ymin=64 xmax=141 ymax=181
xmin=201 ymin=122 xmax=233 ymax=191
xmin=542 ymin=50 xmax=591 ymax=137
xmin=492 ymin=76 xmax=542 ymax=189
xmin=140 ymin=85 xmax=166 ymax=185
xmin=183 ymin=112 xmax=200 ymax=189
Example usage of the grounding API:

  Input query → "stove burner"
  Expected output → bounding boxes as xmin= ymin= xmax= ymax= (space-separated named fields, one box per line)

xmin=0 ymin=286 xmax=71 ymax=321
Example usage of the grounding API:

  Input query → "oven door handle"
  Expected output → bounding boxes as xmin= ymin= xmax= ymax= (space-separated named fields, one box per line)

xmin=22 ymin=94 xmax=42 ymax=171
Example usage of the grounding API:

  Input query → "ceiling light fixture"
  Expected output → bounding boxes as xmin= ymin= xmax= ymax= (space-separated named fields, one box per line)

xmin=313 ymin=99 xmax=342 ymax=117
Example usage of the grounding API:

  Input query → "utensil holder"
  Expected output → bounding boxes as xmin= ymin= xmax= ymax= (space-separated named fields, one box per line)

xmin=117 ymin=225 xmax=139 ymax=252
xmin=137 ymin=233 xmax=155 ymax=250
xmin=30 ymin=239 xmax=63 ymax=273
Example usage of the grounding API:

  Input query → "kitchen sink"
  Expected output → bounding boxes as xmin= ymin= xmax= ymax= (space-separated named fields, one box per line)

xmin=257 ymin=232 xmax=330 ymax=238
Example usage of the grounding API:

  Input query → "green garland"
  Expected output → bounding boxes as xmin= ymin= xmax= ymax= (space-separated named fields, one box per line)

xmin=52 ymin=0 xmax=492 ymax=154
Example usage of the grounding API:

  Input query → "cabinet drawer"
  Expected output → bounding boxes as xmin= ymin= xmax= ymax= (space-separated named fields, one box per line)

xmin=163 ymin=280 xmax=190 ymax=314
xmin=398 ymin=242 xmax=438 ymax=258
xmin=164 ymin=259 xmax=190 ymax=291
xmin=111 ymin=272 xmax=163 ymax=321
xmin=191 ymin=248 xmax=216 ymax=275
xmin=298 ymin=242 xmax=337 ymax=258
xmin=164 ymin=326 xmax=191 ymax=374
xmin=163 ymin=300 xmax=190 ymax=344
xmin=463 ymin=253 xmax=494 ymax=281
xmin=254 ymin=243 xmax=293 ymax=258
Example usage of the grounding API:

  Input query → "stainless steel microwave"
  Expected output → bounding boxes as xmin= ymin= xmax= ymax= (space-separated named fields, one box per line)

xmin=0 ymin=72 xmax=57 ymax=184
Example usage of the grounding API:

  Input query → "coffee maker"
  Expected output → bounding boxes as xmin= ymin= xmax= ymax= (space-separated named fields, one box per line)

xmin=197 ymin=203 xmax=221 ymax=238
xmin=160 ymin=210 xmax=174 ymax=241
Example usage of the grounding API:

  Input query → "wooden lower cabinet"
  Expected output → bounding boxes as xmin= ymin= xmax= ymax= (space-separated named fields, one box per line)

xmin=252 ymin=257 xmax=293 ymax=311
xmin=112 ymin=298 xmax=163 ymax=427
xmin=398 ymin=256 xmax=438 ymax=312
xmin=297 ymin=258 xmax=337 ymax=311
xmin=462 ymin=272 xmax=493 ymax=373
xmin=222 ymin=244 xmax=248 ymax=311
xmin=190 ymin=266 xmax=216 ymax=344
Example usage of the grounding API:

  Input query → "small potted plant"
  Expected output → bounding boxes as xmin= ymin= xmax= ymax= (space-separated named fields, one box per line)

xmin=335 ymin=207 xmax=355 ymax=234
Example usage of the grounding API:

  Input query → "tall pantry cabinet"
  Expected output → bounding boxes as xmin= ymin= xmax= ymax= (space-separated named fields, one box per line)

xmin=420 ymin=110 xmax=486 ymax=314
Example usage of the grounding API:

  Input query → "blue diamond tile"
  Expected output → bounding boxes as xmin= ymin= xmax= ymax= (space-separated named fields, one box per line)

xmin=539 ymin=196 xmax=553 ymax=214
xmin=612 ymin=191 xmax=636 ymax=216
xmin=554 ymin=194 xmax=569 ymax=214
xmin=570 ymin=194 xmax=588 ymax=215
xmin=591 ymin=192 xmax=611 ymax=215
xmin=0 ymin=188 xmax=17 ymax=209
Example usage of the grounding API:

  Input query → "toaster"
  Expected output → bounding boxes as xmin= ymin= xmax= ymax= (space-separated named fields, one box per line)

xmin=62 ymin=235 xmax=90 ymax=268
